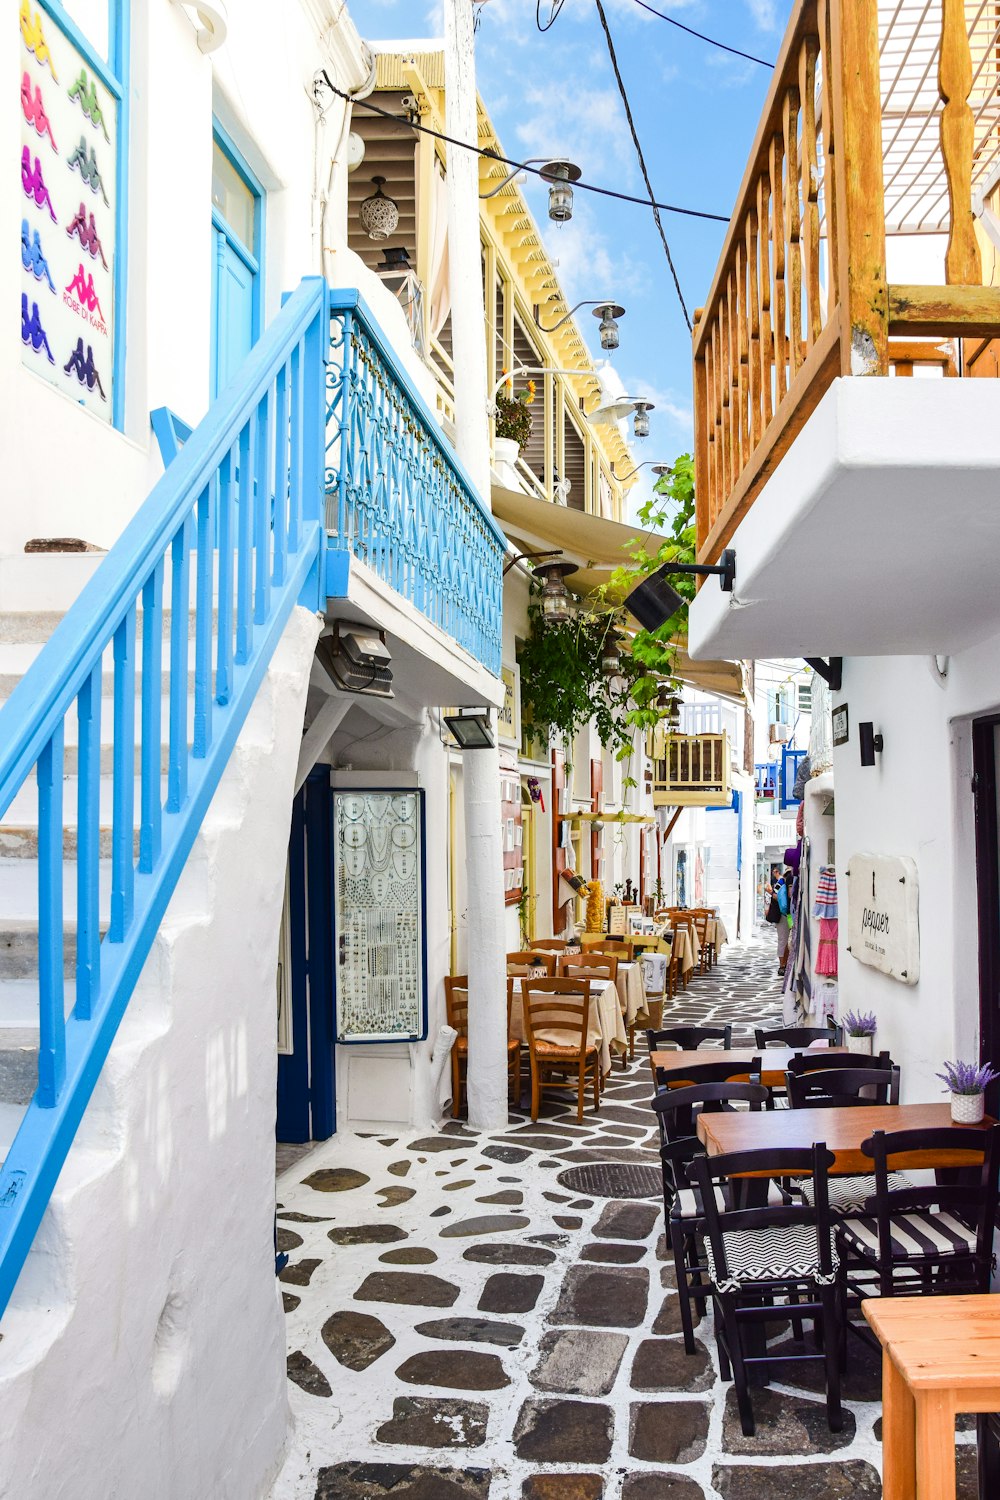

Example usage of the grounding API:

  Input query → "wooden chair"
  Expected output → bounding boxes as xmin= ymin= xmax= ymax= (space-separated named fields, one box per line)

xmin=786 ymin=1066 xmax=901 ymax=1111
xmin=530 ymin=938 xmax=569 ymax=952
xmin=647 ymin=1024 xmax=734 ymax=1082
xmin=839 ymin=1124 xmax=1000 ymax=1320
xmin=559 ymin=952 xmax=631 ymax=1060
xmin=444 ymin=975 xmax=522 ymax=1119
xmin=651 ymin=1079 xmax=769 ymax=1353
xmin=507 ymin=951 xmax=555 ymax=976
xmin=689 ymin=909 xmax=712 ymax=972
xmin=755 ymin=1024 xmax=844 ymax=1049
xmin=655 ymin=1056 xmax=762 ymax=1095
xmin=522 ymin=977 xmax=600 ymax=1123
xmin=786 ymin=1049 xmax=894 ymax=1078
xmin=691 ymin=1143 xmax=843 ymax=1437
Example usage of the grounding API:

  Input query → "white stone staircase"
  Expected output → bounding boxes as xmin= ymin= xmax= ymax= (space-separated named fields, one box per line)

xmin=0 ymin=552 xmax=319 ymax=1500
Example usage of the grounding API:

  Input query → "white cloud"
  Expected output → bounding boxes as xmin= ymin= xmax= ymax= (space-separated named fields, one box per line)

xmin=744 ymin=0 xmax=779 ymax=30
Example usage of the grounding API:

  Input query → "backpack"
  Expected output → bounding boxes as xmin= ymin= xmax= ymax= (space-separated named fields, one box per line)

xmin=765 ymin=893 xmax=781 ymax=924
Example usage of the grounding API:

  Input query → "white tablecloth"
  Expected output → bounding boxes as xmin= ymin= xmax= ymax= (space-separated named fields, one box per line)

xmin=616 ymin=961 xmax=645 ymax=1026
xmin=510 ymin=978 xmax=626 ymax=1075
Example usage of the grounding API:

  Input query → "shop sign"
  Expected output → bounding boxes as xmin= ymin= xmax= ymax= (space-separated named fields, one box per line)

xmin=846 ymin=853 xmax=919 ymax=985
xmin=20 ymin=1 xmax=118 ymax=419
xmin=498 ymin=663 xmax=521 ymax=747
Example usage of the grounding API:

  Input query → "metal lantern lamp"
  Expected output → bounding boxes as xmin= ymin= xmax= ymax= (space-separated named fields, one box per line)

xmin=540 ymin=158 xmax=582 ymax=222
xmin=593 ymin=303 xmax=625 ymax=351
xmin=601 ymin=628 xmax=624 ymax=679
xmin=537 ymin=561 xmax=576 ymax=625
xmin=632 ymin=401 xmax=654 ymax=439
xmin=359 ymin=176 xmax=399 ymax=241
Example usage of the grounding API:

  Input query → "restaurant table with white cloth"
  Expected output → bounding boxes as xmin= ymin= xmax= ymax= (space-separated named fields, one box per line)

xmin=509 ymin=977 xmax=627 ymax=1076
xmin=615 ymin=961 xmax=646 ymax=1026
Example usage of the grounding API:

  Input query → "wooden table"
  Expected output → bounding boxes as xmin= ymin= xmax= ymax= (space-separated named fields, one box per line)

xmin=696 ymin=1102 xmax=993 ymax=1174
xmin=652 ymin=1046 xmax=855 ymax=1089
xmin=864 ymin=1293 xmax=1000 ymax=1500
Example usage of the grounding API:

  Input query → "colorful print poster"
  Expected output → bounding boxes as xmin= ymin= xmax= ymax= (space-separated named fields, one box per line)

xmin=20 ymin=0 xmax=117 ymax=420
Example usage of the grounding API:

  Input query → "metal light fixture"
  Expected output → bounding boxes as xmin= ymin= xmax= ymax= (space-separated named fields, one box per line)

xmin=444 ymin=710 xmax=496 ymax=750
xmin=316 ymin=624 xmax=394 ymax=698
xmin=632 ymin=400 xmax=654 ymax=439
xmin=540 ymin=158 xmax=581 ymax=222
xmin=533 ymin=299 xmax=626 ymax=348
xmin=537 ymin=561 xmax=576 ymax=625
xmin=601 ymin=628 xmax=624 ymax=678
xmin=594 ymin=302 xmax=625 ymax=352
xmin=611 ymin=460 xmax=673 ymax=482
xmin=858 ymin=722 xmax=884 ymax=767
xmin=359 ymin=176 xmax=399 ymax=241
xmin=625 ymin=551 xmax=737 ymax=633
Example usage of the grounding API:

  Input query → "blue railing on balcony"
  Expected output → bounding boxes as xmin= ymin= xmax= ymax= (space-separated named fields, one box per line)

xmin=780 ymin=747 xmax=807 ymax=811
xmin=0 ymin=278 xmax=328 ymax=1320
xmin=324 ymin=289 xmax=505 ymax=679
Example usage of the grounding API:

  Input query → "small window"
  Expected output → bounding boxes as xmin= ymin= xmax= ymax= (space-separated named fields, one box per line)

xmin=212 ymin=140 xmax=257 ymax=256
xmin=798 ymin=681 xmax=812 ymax=713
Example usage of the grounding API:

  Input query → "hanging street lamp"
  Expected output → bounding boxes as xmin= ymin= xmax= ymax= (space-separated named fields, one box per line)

xmin=359 ymin=176 xmax=400 ymax=240
xmin=537 ymin=561 xmax=577 ymax=625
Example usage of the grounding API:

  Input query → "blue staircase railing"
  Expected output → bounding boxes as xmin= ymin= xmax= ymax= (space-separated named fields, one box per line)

xmin=324 ymin=290 xmax=505 ymax=679
xmin=0 ymin=277 xmax=329 ymax=1319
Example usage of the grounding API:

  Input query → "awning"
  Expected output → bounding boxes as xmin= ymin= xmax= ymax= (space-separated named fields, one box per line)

xmin=492 ymin=483 xmax=746 ymax=704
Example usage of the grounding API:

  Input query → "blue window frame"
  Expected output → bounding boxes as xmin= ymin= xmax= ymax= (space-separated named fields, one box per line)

xmin=34 ymin=0 xmax=129 ymax=430
xmin=210 ymin=122 xmax=264 ymax=398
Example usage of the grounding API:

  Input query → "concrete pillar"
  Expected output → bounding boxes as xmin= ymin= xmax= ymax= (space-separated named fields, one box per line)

xmin=444 ymin=0 xmax=508 ymax=1132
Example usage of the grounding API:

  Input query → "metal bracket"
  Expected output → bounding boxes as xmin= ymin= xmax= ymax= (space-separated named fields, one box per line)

xmin=804 ymin=657 xmax=843 ymax=693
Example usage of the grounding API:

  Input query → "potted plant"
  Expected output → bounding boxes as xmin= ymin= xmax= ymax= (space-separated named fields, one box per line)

xmin=936 ymin=1059 xmax=1000 ymax=1124
xmin=841 ymin=1009 xmax=878 ymax=1057
xmin=494 ymin=372 xmax=535 ymax=467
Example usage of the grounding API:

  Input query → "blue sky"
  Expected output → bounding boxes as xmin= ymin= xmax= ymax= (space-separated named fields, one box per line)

xmin=347 ymin=0 xmax=786 ymax=497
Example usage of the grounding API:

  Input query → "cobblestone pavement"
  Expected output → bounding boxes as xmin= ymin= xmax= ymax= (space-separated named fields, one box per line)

xmin=270 ymin=939 xmax=976 ymax=1500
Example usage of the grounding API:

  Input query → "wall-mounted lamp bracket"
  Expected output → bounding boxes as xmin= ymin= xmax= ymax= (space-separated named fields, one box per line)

xmin=804 ymin=657 xmax=843 ymax=693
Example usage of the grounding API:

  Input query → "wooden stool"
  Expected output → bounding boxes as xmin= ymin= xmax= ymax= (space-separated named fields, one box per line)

xmin=864 ymin=1293 xmax=1000 ymax=1499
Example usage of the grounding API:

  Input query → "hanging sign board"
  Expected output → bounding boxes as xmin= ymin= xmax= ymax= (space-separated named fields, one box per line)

xmin=846 ymin=852 xmax=919 ymax=985
xmin=20 ymin=1 xmax=118 ymax=419
xmin=498 ymin=663 xmax=521 ymax=747
xmin=334 ymin=790 xmax=427 ymax=1041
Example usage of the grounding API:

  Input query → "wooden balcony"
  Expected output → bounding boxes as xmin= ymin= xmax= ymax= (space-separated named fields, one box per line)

xmin=694 ymin=0 xmax=1000 ymax=564
xmin=649 ymin=730 xmax=732 ymax=808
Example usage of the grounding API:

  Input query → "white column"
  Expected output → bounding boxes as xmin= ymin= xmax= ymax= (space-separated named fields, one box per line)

xmin=445 ymin=0 xmax=508 ymax=1132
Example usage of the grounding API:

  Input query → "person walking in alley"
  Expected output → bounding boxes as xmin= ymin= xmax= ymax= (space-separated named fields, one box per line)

xmin=776 ymin=867 xmax=794 ymax=974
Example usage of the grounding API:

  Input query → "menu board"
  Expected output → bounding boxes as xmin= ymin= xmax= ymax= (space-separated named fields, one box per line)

xmin=20 ymin=0 xmax=117 ymax=419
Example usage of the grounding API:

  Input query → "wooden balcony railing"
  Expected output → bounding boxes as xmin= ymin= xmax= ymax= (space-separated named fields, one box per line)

xmin=694 ymin=0 xmax=1000 ymax=563
xmin=649 ymin=730 xmax=732 ymax=808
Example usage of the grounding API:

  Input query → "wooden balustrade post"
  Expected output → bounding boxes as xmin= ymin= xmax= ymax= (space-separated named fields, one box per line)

xmin=939 ymin=0 xmax=982 ymax=285
xmin=829 ymin=0 xmax=888 ymax=375
xmin=692 ymin=309 xmax=711 ymax=551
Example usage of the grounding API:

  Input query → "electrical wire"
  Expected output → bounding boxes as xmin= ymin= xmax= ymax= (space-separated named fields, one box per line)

xmin=593 ymin=0 xmax=691 ymax=331
xmin=318 ymin=72 xmax=728 ymax=223
xmin=631 ymin=0 xmax=774 ymax=68
xmin=536 ymin=0 xmax=568 ymax=30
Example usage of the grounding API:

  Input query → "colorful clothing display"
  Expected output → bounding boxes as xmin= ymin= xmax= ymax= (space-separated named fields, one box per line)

xmin=815 ymin=917 xmax=839 ymax=977
xmin=813 ymin=866 xmax=838 ymax=919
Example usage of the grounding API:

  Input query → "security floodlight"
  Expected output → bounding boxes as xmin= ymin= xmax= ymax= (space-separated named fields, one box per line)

xmin=444 ymin=711 xmax=496 ymax=750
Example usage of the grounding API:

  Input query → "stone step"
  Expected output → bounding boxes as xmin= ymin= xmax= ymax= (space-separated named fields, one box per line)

xmin=0 ymin=1028 xmax=39 ymax=1107
xmin=0 ymin=608 xmax=210 ymax=648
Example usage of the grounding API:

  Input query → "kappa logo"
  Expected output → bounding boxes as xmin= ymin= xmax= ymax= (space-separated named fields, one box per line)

xmin=21 ymin=71 xmax=57 ymax=153
xmin=20 ymin=1 xmax=58 ymax=81
xmin=66 ymin=203 xmax=108 ymax=269
xmin=67 ymin=136 xmax=109 ymax=205
xmin=65 ymin=264 xmax=104 ymax=318
xmin=67 ymin=68 xmax=110 ymax=142
xmin=21 ymin=293 xmax=54 ymax=364
xmin=21 ymin=147 xmax=57 ymax=223
xmin=21 ymin=220 xmax=55 ymax=293
xmin=63 ymin=338 xmax=107 ymax=400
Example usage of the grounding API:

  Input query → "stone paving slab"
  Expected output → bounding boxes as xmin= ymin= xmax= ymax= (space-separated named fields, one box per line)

xmin=270 ymin=940 xmax=979 ymax=1500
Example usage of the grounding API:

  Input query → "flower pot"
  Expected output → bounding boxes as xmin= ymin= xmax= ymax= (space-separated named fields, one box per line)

xmin=951 ymin=1091 xmax=985 ymax=1124
xmin=493 ymin=436 xmax=520 ymax=468
xmin=848 ymin=1033 xmax=874 ymax=1057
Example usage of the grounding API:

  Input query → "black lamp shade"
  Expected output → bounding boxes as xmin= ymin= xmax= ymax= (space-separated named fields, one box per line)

xmin=624 ymin=567 xmax=685 ymax=632
xmin=444 ymin=712 xmax=495 ymax=749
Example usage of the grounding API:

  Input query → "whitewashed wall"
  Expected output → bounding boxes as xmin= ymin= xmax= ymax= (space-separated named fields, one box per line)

xmin=833 ymin=635 xmax=1000 ymax=1101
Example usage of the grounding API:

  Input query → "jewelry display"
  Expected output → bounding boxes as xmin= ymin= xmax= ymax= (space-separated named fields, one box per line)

xmin=334 ymin=790 xmax=425 ymax=1040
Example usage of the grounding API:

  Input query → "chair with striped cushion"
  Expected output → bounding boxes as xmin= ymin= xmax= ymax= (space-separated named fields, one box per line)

xmin=787 ymin=1067 xmax=907 ymax=1216
xmin=837 ymin=1124 xmax=1000 ymax=1316
xmin=650 ymin=1080 xmax=769 ymax=1355
xmin=690 ymin=1143 xmax=843 ymax=1438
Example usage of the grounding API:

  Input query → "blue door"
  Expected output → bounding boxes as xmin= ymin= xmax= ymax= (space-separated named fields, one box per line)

xmin=210 ymin=130 xmax=262 ymax=398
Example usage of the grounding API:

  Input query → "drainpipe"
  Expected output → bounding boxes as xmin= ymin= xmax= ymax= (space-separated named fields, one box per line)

xmin=445 ymin=0 xmax=507 ymax=1132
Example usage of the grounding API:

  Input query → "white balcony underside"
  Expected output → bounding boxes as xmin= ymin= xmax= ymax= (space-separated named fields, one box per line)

xmin=688 ymin=377 xmax=1000 ymax=661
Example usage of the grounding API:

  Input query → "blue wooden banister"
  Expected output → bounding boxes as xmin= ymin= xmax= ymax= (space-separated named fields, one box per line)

xmin=0 ymin=277 xmax=330 ymax=1320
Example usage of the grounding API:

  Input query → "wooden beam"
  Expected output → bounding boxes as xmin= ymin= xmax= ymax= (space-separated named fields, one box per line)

xmin=661 ymin=808 xmax=683 ymax=844
xmin=888 ymin=284 xmax=1000 ymax=338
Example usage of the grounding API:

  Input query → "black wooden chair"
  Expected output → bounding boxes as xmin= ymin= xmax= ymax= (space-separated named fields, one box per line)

xmin=786 ymin=1065 xmax=901 ymax=1110
xmin=838 ymin=1123 xmax=1000 ymax=1319
xmin=651 ymin=1080 xmax=769 ymax=1354
xmin=786 ymin=1048 xmax=894 ymax=1078
xmin=690 ymin=1142 xmax=843 ymax=1437
xmin=654 ymin=1056 xmax=760 ymax=1094
xmin=755 ymin=1023 xmax=843 ymax=1048
xmin=646 ymin=1025 xmax=734 ymax=1080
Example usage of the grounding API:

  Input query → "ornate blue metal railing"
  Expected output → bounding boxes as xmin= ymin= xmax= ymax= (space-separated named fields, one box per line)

xmin=324 ymin=289 xmax=505 ymax=679
xmin=0 ymin=277 xmax=328 ymax=1320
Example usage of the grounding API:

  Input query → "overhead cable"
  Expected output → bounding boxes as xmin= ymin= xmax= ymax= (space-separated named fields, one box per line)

xmin=593 ymin=0 xmax=691 ymax=330
xmin=318 ymin=73 xmax=728 ymax=224
xmin=536 ymin=0 xmax=568 ymax=30
xmin=631 ymin=0 xmax=774 ymax=68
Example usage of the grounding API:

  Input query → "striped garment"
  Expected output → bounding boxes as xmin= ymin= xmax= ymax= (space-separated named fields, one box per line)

xmin=704 ymin=1222 xmax=840 ymax=1293
xmin=839 ymin=1210 xmax=978 ymax=1260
